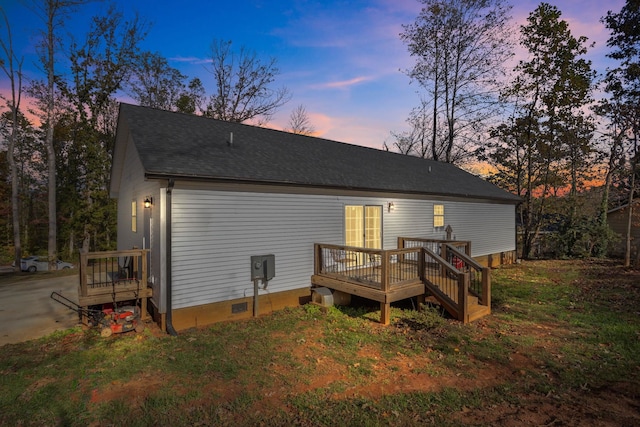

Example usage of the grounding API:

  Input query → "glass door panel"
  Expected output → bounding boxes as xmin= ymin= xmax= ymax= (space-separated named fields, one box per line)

xmin=345 ymin=205 xmax=382 ymax=266
xmin=344 ymin=205 xmax=364 ymax=247
xmin=365 ymin=206 xmax=381 ymax=249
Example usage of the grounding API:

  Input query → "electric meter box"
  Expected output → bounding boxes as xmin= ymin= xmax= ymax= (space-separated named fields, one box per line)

xmin=250 ymin=254 xmax=275 ymax=281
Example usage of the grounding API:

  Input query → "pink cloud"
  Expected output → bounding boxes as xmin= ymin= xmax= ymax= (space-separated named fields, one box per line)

xmin=268 ymin=108 xmax=390 ymax=149
xmin=312 ymin=76 xmax=372 ymax=90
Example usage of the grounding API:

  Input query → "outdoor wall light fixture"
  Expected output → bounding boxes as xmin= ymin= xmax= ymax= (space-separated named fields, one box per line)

xmin=144 ymin=196 xmax=153 ymax=208
xmin=388 ymin=202 xmax=395 ymax=212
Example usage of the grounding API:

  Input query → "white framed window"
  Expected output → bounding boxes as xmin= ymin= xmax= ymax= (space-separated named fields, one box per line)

xmin=131 ymin=200 xmax=137 ymax=232
xmin=433 ymin=204 xmax=444 ymax=228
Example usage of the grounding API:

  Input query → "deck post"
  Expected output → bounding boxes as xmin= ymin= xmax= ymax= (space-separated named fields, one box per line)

xmin=381 ymin=251 xmax=390 ymax=293
xmin=131 ymin=249 xmax=139 ymax=279
xmin=418 ymin=247 xmax=425 ymax=282
xmin=481 ymin=267 xmax=491 ymax=309
xmin=458 ymin=272 xmax=469 ymax=323
xmin=314 ymin=244 xmax=321 ymax=275
xmin=418 ymin=247 xmax=426 ymax=308
xmin=141 ymin=250 xmax=149 ymax=320
xmin=380 ymin=251 xmax=391 ymax=325
xmin=79 ymin=252 xmax=88 ymax=297
xmin=79 ymin=252 xmax=88 ymax=325
xmin=397 ymin=237 xmax=405 ymax=262
xmin=380 ymin=301 xmax=391 ymax=325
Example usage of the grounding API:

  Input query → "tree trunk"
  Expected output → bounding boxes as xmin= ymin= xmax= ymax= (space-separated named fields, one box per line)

xmin=431 ymin=71 xmax=439 ymax=161
xmin=9 ymin=127 xmax=21 ymax=272
xmin=0 ymin=11 xmax=23 ymax=271
xmin=68 ymin=230 xmax=74 ymax=258
xmin=624 ymin=158 xmax=636 ymax=267
xmin=81 ymin=223 xmax=90 ymax=253
xmin=46 ymin=2 xmax=57 ymax=270
xmin=599 ymin=146 xmax=617 ymax=227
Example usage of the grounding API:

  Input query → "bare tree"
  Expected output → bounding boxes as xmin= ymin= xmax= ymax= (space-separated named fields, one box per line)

xmin=129 ymin=51 xmax=186 ymax=111
xmin=399 ymin=0 xmax=514 ymax=164
xmin=0 ymin=8 xmax=24 ymax=271
xmin=30 ymin=0 xmax=88 ymax=268
xmin=385 ymin=98 xmax=464 ymax=160
xmin=285 ymin=104 xmax=315 ymax=135
xmin=204 ymin=39 xmax=291 ymax=124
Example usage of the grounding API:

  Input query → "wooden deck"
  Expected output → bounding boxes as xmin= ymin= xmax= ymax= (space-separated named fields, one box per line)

xmin=311 ymin=241 xmax=490 ymax=324
xmin=312 ymin=261 xmax=426 ymax=323
xmin=78 ymin=249 xmax=153 ymax=324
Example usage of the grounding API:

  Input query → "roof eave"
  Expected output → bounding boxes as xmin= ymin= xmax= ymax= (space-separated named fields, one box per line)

xmin=143 ymin=171 xmax=522 ymax=204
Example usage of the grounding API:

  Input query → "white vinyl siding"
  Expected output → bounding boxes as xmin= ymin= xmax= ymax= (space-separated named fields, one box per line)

xmin=448 ymin=202 xmax=515 ymax=255
xmin=114 ymin=136 xmax=163 ymax=310
xmin=116 ymin=136 xmax=144 ymax=248
xmin=382 ymin=199 xmax=515 ymax=255
xmin=169 ymin=189 xmax=515 ymax=309
xmin=171 ymin=190 xmax=341 ymax=309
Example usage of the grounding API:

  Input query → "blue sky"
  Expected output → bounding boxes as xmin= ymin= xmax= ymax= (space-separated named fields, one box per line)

xmin=1 ymin=0 xmax=626 ymax=149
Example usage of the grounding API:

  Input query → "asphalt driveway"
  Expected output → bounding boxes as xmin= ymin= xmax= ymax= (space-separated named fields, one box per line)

xmin=0 ymin=272 xmax=80 ymax=346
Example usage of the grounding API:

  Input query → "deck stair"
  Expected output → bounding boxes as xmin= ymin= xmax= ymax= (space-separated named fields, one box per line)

xmin=419 ymin=243 xmax=491 ymax=324
xmin=425 ymin=284 xmax=490 ymax=323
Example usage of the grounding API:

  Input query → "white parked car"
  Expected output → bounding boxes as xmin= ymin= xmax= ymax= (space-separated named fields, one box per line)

xmin=20 ymin=256 xmax=74 ymax=273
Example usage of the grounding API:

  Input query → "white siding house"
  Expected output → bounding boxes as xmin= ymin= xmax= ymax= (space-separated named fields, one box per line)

xmin=111 ymin=104 xmax=520 ymax=331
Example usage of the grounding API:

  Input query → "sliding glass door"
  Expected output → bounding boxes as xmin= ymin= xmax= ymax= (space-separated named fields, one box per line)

xmin=345 ymin=205 xmax=382 ymax=249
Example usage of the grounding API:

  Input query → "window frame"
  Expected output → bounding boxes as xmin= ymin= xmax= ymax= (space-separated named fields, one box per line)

xmin=433 ymin=204 xmax=445 ymax=228
xmin=131 ymin=200 xmax=137 ymax=232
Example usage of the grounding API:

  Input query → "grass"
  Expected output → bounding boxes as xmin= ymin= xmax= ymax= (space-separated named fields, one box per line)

xmin=1 ymin=259 xmax=639 ymax=426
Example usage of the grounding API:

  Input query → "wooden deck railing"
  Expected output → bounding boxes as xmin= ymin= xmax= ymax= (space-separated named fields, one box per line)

xmin=312 ymin=238 xmax=490 ymax=324
xmin=444 ymin=244 xmax=490 ymax=309
xmin=420 ymin=246 xmax=490 ymax=323
xmin=398 ymin=236 xmax=471 ymax=257
xmin=78 ymin=249 xmax=152 ymax=323
xmin=314 ymin=244 xmax=423 ymax=289
xmin=312 ymin=243 xmax=426 ymax=324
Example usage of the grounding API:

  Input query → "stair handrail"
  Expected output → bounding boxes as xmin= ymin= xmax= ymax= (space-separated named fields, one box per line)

xmin=421 ymin=247 xmax=468 ymax=320
xmin=444 ymin=244 xmax=482 ymax=269
xmin=444 ymin=244 xmax=490 ymax=308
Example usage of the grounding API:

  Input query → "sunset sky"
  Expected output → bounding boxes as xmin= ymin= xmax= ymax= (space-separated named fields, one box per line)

xmin=1 ymin=0 xmax=626 ymax=149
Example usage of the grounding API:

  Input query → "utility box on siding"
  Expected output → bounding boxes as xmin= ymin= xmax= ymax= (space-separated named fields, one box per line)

xmin=250 ymin=254 xmax=275 ymax=281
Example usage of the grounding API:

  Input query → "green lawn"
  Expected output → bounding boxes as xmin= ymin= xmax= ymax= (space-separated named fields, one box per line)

xmin=1 ymin=259 xmax=639 ymax=426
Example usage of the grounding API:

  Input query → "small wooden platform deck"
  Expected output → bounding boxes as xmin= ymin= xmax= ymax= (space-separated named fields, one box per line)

xmin=78 ymin=249 xmax=153 ymax=324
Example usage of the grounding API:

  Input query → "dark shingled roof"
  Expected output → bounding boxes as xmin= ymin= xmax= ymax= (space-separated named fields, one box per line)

xmin=116 ymin=103 xmax=520 ymax=203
